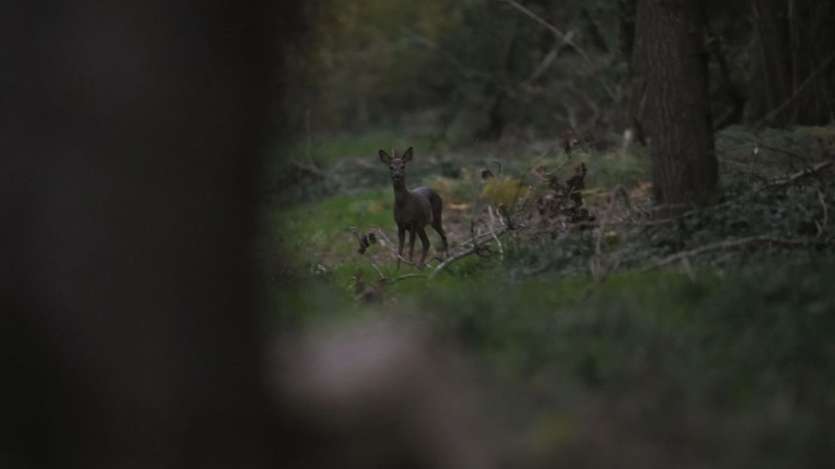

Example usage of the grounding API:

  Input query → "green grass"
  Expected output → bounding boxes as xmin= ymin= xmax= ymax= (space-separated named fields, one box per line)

xmin=279 ymin=190 xmax=391 ymax=246
xmin=269 ymin=188 xmax=392 ymax=287
xmin=285 ymin=128 xmax=444 ymax=165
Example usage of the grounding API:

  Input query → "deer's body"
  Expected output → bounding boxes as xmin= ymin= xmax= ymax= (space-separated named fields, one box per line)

xmin=380 ymin=147 xmax=448 ymax=267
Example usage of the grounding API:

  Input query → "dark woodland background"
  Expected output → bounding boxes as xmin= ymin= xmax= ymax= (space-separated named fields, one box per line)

xmin=4 ymin=1 xmax=835 ymax=468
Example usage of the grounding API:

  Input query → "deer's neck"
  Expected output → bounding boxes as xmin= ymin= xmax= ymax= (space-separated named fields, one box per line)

xmin=393 ymin=179 xmax=409 ymax=203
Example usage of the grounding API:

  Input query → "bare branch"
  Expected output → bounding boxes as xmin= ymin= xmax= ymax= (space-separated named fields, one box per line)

xmin=388 ymin=273 xmax=428 ymax=283
xmin=525 ymin=45 xmax=559 ymax=84
xmin=756 ymin=52 xmax=835 ymax=129
xmin=817 ymin=188 xmax=830 ymax=238
xmin=487 ymin=206 xmax=505 ymax=261
xmin=498 ymin=0 xmax=619 ymax=101
xmin=498 ymin=0 xmax=593 ymax=66
xmin=429 ymin=228 xmax=510 ymax=280
xmin=765 ymin=161 xmax=833 ymax=189
xmin=368 ymin=259 xmax=386 ymax=281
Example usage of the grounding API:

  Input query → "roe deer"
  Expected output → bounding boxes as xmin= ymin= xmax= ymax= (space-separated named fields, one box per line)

xmin=560 ymin=128 xmax=580 ymax=155
xmin=379 ymin=147 xmax=448 ymax=268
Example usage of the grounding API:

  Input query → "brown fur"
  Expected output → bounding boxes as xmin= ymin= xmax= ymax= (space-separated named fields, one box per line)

xmin=379 ymin=147 xmax=448 ymax=267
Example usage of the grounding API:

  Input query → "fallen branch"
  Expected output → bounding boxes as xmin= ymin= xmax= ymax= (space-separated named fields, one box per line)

xmin=387 ymin=273 xmax=427 ymax=284
xmin=765 ymin=161 xmax=833 ymax=190
xmin=817 ymin=188 xmax=829 ymax=238
xmin=350 ymin=227 xmax=425 ymax=289
xmin=643 ymin=235 xmax=835 ymax=272
xmin=429 ymin=228 xmax=510 ymax=280
xmin=368 ymin=259 xmax=386 ymax=281
xmin=356 ymin=233 xmax=429 ymax=285
xmin=487 ymin=206 xmax=505 ymax=261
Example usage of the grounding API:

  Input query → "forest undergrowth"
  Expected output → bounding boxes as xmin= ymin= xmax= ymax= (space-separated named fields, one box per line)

xmin=259 ymin=125 xmax=835 ymax=468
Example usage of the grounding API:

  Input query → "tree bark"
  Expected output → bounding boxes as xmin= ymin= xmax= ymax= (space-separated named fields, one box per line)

xmin=635 ymin=0 xmax=718 ymax=210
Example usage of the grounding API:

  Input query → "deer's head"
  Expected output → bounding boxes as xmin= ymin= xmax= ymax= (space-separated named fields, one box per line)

xmin=378 ymin=147 xmax=413 ymax=184
xmin=561 ymin=129 xmax=580 ymax=154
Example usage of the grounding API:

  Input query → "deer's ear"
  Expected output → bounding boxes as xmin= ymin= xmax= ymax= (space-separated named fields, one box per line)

xmin=378 ymin=150 xmax=392 ymax=164
xmin=402 ymin=147 xmax=414 ymax=163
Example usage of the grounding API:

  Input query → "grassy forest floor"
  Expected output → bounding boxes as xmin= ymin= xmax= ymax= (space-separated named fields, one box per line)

xmin=258 ymin=125 xmax=835 ymax=468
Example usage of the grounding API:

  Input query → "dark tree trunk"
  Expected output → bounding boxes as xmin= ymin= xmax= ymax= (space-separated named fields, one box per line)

xmin=636 ymin=0 xmax=718 ymax=210
xmin=484 ymin=14 xmax=520 ymax=140
xmin=749 ymin=0 xmax=795 ymax=124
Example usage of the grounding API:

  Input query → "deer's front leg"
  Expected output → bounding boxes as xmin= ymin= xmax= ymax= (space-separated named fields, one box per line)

xmin=397 ymin=225 xmax=406 ymax=270
xmin=408 ymin=228 xmax=416 ymax=262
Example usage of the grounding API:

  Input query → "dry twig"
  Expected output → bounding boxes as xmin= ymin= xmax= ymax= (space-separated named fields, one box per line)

xmin=388 ymin=273 xmax=427 ymax=283
xmin=368 ymin=260 xmax=386 ymax=281
xmin=487 ymin=206 xmax=505 ymax=261
xmin=817 ymin=188 xmax=829 ymax=238
xmin=429 ymin=228 xmax=510 ymax=280
xmin=498 ymin=0 xmax=592 ymax=66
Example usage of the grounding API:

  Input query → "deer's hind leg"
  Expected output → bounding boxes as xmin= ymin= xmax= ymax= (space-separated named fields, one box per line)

xmin=417 ymin=227 xmax=430 ymax=267
xmin=408 ymin=228 xmax=416 ymax=263
xmin=431 ymin=220 xmax=448 ymax=258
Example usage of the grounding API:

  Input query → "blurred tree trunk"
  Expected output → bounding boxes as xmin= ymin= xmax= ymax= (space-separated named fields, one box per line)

xmin=748 ymin=0 xmax=835 ymax=125
xmin=635 ymin=0 xmax=718 ymax=210
xmin=3 ymin=2 xmax=286 ymax=467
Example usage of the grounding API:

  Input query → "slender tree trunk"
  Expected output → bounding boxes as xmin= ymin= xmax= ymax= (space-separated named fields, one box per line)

xmin=485 ymin=15 xmax=519 ymax=140
xmin=749 ymin=0 xmax=795 ymax=124
xmin=707 ymin=30 xmax=746 ymax=130
xmin=748 ymin=0 xmax=835 ymax=125
xmin=636 ymin=0 xmax=718 ymax=210
xmin=621 ymin=0 xmax=649 ymax=145
xmin=619 ymin=0 xmax=638 ymax=69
